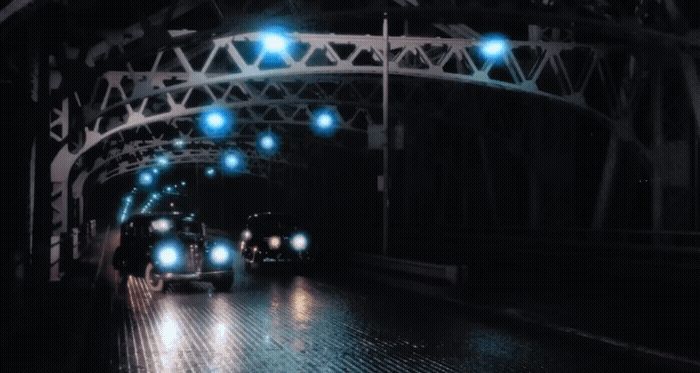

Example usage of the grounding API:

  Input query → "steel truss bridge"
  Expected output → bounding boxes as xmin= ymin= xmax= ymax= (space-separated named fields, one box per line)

xmin=48 ymin=28 xmax=700 ymax=277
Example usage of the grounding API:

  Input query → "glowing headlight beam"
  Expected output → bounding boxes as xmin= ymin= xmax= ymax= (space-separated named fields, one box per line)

xmin=268 ymin=236 xmax=281 ymax=249
xmin=158 ymin=246 xmax=178 ymax=266
xmin=290 ymin=233 xmax=308 ymax=251
xmin=211 ymin=244 xmax=231 ymax=264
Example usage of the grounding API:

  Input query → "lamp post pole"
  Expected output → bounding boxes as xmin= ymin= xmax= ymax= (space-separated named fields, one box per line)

xmin=382 ymin=12 xmax=390 ymax=256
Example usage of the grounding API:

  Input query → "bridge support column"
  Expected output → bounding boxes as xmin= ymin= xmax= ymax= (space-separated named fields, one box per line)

xmin=680 ymin=54 xmax=700 ymax=230
xmin=592 ymin=135 xmax=619 ymax=229
xmin=31 ymin=5 xmax=54 ymax=285
xmin=50 ymin=181 xmax=69 ymax=281
xmin=651 ymin=68 xmax=663 ymax=238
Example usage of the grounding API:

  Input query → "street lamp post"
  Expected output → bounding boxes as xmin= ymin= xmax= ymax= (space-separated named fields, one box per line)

xmin=382 ymin=12 xmax=390 ymax=257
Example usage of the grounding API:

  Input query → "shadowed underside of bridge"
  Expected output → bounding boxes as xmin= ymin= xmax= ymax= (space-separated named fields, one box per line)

xmin=50 ymin=28 xmax=695 ymax=240
xmin=2 ymin=2 xmax=699 ymax=372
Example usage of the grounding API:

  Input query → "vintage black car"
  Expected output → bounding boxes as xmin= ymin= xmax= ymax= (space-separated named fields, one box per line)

xmin=239 ymin=212 xmax=312 ymax=268
xmin=112 ymin=213 xmax=234 ymax=291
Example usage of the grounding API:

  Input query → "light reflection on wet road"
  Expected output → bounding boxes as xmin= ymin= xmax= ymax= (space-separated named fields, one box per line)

xmin=96 ymin=229 xmax=681 ymax=372
xmin=115 ymin=267 xmax=621 ymax=372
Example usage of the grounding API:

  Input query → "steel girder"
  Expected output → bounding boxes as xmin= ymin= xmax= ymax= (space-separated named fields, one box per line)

xmin=91 ymin=138 xmax=294 ymax=187
xmin=50 ymin=31 xmax=641 ymax=235
xmin=69 ymin=119 xmax=305 ymax=225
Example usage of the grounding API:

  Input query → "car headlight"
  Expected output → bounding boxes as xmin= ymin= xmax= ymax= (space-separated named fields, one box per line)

xmin=158 ymin=246 xmax=178 ymax=267
xmin=241 ymin=229 xmax=252 ymax=241
xmin=268 ymin=236 xmax=281 ymax=249
xmin=290 ymin=233 xmax=308 ymax=251
xmin=211 ymin=244 xmax=231 ymax=264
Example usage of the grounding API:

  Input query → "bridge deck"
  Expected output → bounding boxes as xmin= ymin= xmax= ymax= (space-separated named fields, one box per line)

xmin=116 ymin=270 xmax=675 ymax=372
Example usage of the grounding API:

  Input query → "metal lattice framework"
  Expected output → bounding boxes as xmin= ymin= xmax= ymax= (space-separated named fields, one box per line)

xmin=51 ymin=31 xmax=642 ymax=235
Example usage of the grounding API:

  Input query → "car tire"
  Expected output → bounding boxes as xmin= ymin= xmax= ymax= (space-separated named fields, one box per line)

xmin=212 ymin=275 xmax=233 ymax=292
xmin=144 ymin=262 xmax=165 ymax=292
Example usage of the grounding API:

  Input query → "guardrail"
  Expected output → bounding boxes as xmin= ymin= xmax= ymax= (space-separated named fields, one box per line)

xmin=348 ymin=251 xmax=466 ymax=286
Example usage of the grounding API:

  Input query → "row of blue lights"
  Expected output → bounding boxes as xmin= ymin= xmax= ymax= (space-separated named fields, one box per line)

xmin=259 ymin=28 xmax=509 ymax=63
xmin=128 ymin=31 xmax=510 ymax=193
xmin=199 ymin=107 xmax=340 ymax=146
xmin=119 ymin=194 xmax=134 ymax=223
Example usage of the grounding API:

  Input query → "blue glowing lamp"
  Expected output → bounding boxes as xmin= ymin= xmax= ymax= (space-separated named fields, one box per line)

xmin=221 ymin=149 xmax=246 ymax=175
xmin=156 ymin=155 xmax=169 ymax=167
xmin=311 ymin=108 xmax=339 ymax=137
xmin=256 ymin=131 xmax=280 ymax=157
xmin=200 ymin=109 xmax=234 ymax=138
xmin=261 ymin=31 xmax=288 ymax=53
xmin=138 ymin=172 xmax=154 ymax=186
xmin=479 ymin=36 xmax=508 ymax=59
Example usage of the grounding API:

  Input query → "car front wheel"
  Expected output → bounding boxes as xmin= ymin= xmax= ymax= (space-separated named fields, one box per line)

xmin=144 ymin=262 xmax=165 ymax=292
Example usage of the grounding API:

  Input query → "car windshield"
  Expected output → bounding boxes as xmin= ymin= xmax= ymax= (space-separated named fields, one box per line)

xmin=149 ymin=216 xmax=201 ymax=235
xmin=177 ymin=219 xmax=202 ymax=235
xmin=250 ymin=214 xmax=295 ymax=234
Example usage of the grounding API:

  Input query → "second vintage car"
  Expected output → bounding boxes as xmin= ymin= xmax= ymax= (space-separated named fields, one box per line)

xmin=239 ymin=212 xmax=312 ymax=269
xmin=112 ymin=213 xmax=235 ymax=291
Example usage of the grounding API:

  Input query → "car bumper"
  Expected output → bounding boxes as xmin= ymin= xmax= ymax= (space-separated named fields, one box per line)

xmin=246 ymin=254 xmax=312 ymax=264
xmin=157 ymin=270 xmax=232 ymax=281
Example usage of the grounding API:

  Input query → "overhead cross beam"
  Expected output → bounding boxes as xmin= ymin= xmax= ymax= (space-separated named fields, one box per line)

xmin=51 ymin=31 xmax=649 ymax=238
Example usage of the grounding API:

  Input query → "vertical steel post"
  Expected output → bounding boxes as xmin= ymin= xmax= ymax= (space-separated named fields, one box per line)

xmin=32 ymin=7 xmax=52 ymax=285
xmin=651 ymin=68 xmax=663 ymax=237
xmin=680 ymin=54 xmax=700 ymax=230
xmin=382 ymin=13 xmax=390 ymax=256
xmin=592 ymin=135 xmax=619 ymax=229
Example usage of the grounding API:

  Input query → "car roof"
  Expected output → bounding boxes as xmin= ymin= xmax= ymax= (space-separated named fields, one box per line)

xmin=124 ymin=213 xmax=194 ymax=224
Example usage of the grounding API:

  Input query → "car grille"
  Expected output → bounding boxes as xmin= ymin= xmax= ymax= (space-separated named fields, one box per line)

xmin=186 ymin=245 xmax=202 ymax=272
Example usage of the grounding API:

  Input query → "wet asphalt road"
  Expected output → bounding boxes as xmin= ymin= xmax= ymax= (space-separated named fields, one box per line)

xmin=102 ymin=232 xmax=691 ymax=372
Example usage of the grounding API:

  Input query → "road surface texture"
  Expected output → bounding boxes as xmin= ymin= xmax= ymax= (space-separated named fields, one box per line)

xmin=114 ymin=268 xmax=692 ymax=372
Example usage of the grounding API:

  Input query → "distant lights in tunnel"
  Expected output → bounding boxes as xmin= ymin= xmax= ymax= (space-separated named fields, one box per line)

xmin=165 ymin=186 xmax=173 ymax=193
xmin=205 ymin=167 xmax=216 ymax=178
xmin=256 ymin=131 xmax=280 ymax=157
xmin=181 ymin=181 xmax=186 ymax=186
xmin=119 ymin=194 xmax=134 ymax=223
xmin=479 ymin=35 xmax=509 ymax=59
xmin=311 ymin=108 xmax=339 ymax=137
xmin=200 ymin=108 xmax=234 ymax=138
xmin=173 ymin=138 xmax=186 ymax=149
